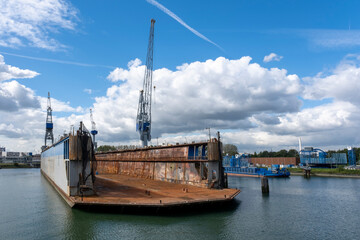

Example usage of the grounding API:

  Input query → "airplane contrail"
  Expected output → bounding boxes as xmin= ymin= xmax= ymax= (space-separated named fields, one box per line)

xmin=0 ymin=51 xmax=115 ymax=69
xmin=146 ymin=0 xmax=224 ymax=51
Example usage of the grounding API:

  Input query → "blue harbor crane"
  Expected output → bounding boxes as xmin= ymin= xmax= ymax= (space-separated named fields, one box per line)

xmin=136 ymin=19 xmax=155 ymax=147
xmin=90 ymin=108 xmax=98 ymax=151
xmin=44 ymin=92 xmax=54 ymax=147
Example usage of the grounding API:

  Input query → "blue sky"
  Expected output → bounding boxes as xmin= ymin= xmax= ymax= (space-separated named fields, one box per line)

xmin=2 ymin=0 xmax=360 ymax=152
xmin=3 ymin=0 xmax=358 ymax=106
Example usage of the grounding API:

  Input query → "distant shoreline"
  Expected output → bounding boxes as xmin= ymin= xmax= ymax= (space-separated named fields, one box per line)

xmin=291 ymin=172 xmax=360 ymax=178
xmin=0 ymin=163 xmax=38 ymax=169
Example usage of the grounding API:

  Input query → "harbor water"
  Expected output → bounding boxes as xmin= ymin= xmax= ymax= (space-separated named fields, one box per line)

xmin=1 ymin=168 xmax=360 ymax=239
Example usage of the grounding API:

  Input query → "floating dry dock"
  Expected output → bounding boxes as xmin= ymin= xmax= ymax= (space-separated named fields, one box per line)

xmin=41 ymin=124 xmax=240 ymax=209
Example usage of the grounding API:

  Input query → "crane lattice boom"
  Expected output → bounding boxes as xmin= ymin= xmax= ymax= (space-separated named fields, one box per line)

xmin=90 ymin=108 xmax=96 ymax=132
xmin=44 ymin=92 xmax=54 ymax=147
xmin=90 ymin=108 xmax=98 ymax=151
xmin=136 ymin=19 xmax=155 ymax=147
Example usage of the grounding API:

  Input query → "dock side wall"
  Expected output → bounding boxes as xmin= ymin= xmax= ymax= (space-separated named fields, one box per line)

xmin=41 ymin=139 xmax=69 ymax=195
xmin=95 ymin=142 xmax=222 ymax=188
xmin=96 ymin=161 xmax=209 ymax=187
xmin=41 ymin=135 xmax=94 ymax=196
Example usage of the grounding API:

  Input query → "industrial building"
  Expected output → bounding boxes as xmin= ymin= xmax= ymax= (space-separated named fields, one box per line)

xmin=250 ymin=157 xmax=300 ymax=166
xmin=0 ymin=150 xmax=33 ymax=164
xmin=299 ymin=147 xmax=347 ymax=167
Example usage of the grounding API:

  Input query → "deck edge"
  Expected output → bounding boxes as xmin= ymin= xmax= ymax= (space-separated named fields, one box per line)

xmin=41 ymin=169 xmax=75 ymax=208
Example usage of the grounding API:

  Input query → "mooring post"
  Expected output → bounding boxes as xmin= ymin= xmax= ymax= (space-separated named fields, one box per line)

xmin=261 ymin=176 xmax=269 ymax=194
xmin=303 ymin=166 xmax=311 ymax=178
xmin=217 ymin=131 xmax=226 ymax=189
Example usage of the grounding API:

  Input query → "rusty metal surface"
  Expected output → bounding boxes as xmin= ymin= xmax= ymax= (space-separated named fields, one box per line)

xmin=95 ymin=140 xmax=225 ymax=188
xmin=69 ymin=134 xmax=81 ymax=161
xmin=96 ymin=161 xmax=208 ymax=187
xmin=207 ymin=142 xmax=220 ymax=161
xmin=96 ymin=146 xmax=189 ymax=162
xmin=72 ymin=174 xmax=240 ymax=207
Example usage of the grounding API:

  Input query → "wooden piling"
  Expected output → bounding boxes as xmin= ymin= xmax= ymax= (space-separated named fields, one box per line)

xmin=261 ymin=176 xmax=269 ymax=194
xmin=303 ymin=167 xmax=311 ymax=178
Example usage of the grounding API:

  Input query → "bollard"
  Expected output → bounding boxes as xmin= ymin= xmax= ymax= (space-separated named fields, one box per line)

xmin=261 ymin=176 xmax=269 ymax=194
xmin=303 ymin=167 xmax=311 ymax=178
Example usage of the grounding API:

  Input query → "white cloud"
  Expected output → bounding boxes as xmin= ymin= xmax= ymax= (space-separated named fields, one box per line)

xmin=93 ymin=55 xmax=360 ymax=151
xmin=0 ymin=55 xmax=39 ymax=81
xmin=263 ymin=53 xmax=283 ymax=63
xmin=0 ymin=0 xmax=78 ymax=50
xmin=3 ymin=55 xmax=360 ymax=153
xmin=107 ymin=58 xmax=144 ymax=82
xmin=0 ymin=57 xmax=85 ymax=151
xmin=0 ymin=81 xmax=40 ymax=111
xmin=0 ymin=82 xmax=86 ymax=151
xmin=101 ymin=56 xmax=302 ymax=143
xmin=0 ymin=54 xmax=41 ymax=112
xmin=38 ymin=96 xmax=84 ymax=113
xmin=84 ymin=88 xmax=92 ymax=94
xmin=304 ymin=55 xmax=360 ymax=104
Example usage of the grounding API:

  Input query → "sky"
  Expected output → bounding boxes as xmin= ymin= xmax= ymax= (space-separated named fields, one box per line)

xmin=1 ymin=0 xmax=360 ymax=153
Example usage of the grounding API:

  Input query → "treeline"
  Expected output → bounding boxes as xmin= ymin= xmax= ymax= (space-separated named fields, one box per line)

xmin=252 ymin=149 xmax=299 ymax=158
xmin=223 ymin=144 xmax=299 ymax=157
xmin=97 ymin=145 xmax=137 ymax=152
xmin=250 ymin=148 xmax=359 ymax=158
xmin=328 ymin=148 xmax=360 ymax=159
xmin=223 ymin=143 xmax=360 ymax=160
xmin=99 ymin=143 xmax=360 ymax=161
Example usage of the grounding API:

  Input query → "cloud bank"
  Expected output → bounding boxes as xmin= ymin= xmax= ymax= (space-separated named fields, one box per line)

xmin=104 ymin=56 xmax=301 ymax=140
xmin=0 ymin=55 xmax=86 ymax=151
xmin=2 ymin=55 xmax=360 ymax=153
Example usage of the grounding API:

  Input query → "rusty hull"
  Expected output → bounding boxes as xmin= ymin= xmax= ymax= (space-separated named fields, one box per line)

xmin=95 ymin=141 xmax=223 ymax=188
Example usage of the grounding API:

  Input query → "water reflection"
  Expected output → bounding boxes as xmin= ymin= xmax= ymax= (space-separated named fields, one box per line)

xmin=1 ymin=169 xmax=360 ymax=239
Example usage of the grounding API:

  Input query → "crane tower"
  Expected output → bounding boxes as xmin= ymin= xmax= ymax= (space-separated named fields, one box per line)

xmin=44 ymin=92 xmax=54 ymax=147
xmin=136 ymin=19 xmax=155 ymax=147
xmin=90 ymin=108 xmax=98 ymax=151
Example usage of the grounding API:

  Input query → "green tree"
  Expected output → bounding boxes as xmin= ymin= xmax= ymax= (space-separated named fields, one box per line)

xmin=223 ymin=144 xmax=238 ymax=156
xmin=258 ymin=151 xmax=269 ymax=157
xmin=275 ymin=149 xmax=288 ymax=157
xmin=287 ymin=149 xmax=299 ymax=157
xmin=116 ymin=145 xmax=137 ymax=150
xmin=97 ymin=145 xmax=116 ymax=152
